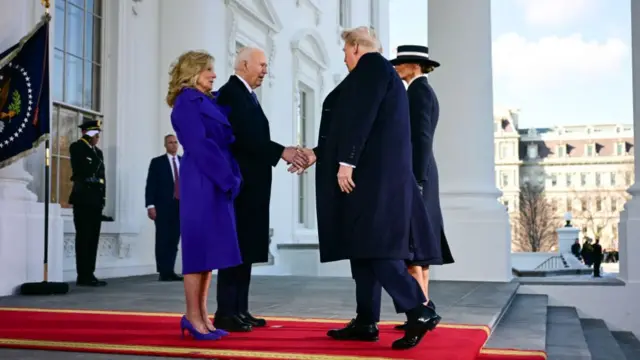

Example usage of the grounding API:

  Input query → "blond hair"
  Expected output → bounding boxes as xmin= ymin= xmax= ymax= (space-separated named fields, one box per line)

xmin=166 ymin=50 xmax=214 ymax=107
xmin=341 ymin=26 xmax=382 ymax=53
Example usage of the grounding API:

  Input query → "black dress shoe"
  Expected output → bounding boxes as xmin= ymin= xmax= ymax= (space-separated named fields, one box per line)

xmin=213 ymin=315 xmax=252 ymax=332
xmin=327 ymin=319 xmax=379 ymax=341
xmin=392 ymin=305 xmax=441 ymax=350
xmin=394 ymin=300 xmax=437 ymax=331
xmin=239 ymin=312 xmax=267 ymax=327
xmin=76 ymin=278 xmax=107 ymax=287
xmin=159 ymin=274 xmax=183 ymax=282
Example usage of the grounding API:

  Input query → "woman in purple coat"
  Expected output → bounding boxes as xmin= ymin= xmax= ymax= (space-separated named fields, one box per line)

xmin=166 ymin=50 xmax=243 ymax=340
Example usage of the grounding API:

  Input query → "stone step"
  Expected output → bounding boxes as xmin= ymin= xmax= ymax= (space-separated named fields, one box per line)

xmin=484 ymin=294 xmax=547 ymax=351
xmin=611 ymin=331 xmax=640 ymax=360
xmin=580 ymin=319 xmax=626 ymax=360
xmin=545 ymin=306 xmax=591 ymax=360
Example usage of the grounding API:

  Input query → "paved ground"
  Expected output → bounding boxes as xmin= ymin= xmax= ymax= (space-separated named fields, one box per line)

xmin=0 ymin=275 xmax=518 ymax=359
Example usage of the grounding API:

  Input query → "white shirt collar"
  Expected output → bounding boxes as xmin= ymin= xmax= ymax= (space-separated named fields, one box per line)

xmin=166 ymin=153 xmax=178 ymax=161
xmin=407 ymin=74 xmax=428 ymax=87
xmin=234 ymin=74 xmax=253 ymax=93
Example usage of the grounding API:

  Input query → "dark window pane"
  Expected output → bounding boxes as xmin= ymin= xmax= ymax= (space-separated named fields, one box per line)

xmin=57 ymin=108 xmax=79 ymax=157
xmin=85 ymin=15 xmax=101 ymax=63
xmin=65 ymin=3 xmax=83 ymax=57
xmin=63 ymin=54 xmax=83 ymax=106
xmin=90 ymin=63 xmax=101 ymax=111
xmin=57 ymin=156 xmax=73 ymax=208
xmin=83 ymin=60 xmax=93 ymax=109
xmin=53 ymin=50 xmax=64 ymax=101
xmin=54 ymin=1 xmax=65 ymax=50
xmin=87 ymin=0 xmax=102 ymax=16
xmin=51 ymin=106 xmax=60 ymax=155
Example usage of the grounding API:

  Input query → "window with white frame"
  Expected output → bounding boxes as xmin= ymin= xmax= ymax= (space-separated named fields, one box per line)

xmin=586 ymin=144 xmax=595 ymax=156
xmin=52 ymin=0 xmax=103 ymax=209
xmin=616 ymin=142 xmax=625 ymax=155
xmin=556 ymin=144 xmax=566 ymax=157
xmin=338 ymin=0 xmax=350 ymax=28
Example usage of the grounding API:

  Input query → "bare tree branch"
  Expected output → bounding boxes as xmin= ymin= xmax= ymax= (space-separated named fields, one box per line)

xmin=513 ymin=183 xmax=561 ymax=252
xmin=569 ymin=188 xmax=630 ymax=249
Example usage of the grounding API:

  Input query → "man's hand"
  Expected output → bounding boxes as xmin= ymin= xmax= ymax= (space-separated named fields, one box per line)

xmin=282 ymin=146 xmax=308 ymax=169
xmin=337 ymin=165 xmax=355 ymax=193
xmin=147 ymin=208 xmax=157 ymax=221
xmin=288 ymin=148 xmax=317 ymax=174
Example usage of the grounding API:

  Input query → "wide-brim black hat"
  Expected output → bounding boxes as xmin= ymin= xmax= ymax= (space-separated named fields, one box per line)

xmin=390 ymin=45 xmax=440 ymax=68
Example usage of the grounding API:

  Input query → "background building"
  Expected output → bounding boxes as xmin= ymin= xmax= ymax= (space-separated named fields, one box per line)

xmin=495 ymin=108 xmax=634 ymax=251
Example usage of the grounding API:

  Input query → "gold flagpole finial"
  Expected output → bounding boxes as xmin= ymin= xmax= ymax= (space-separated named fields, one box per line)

xmin=41 ymin=0 xmax=50 ymax=14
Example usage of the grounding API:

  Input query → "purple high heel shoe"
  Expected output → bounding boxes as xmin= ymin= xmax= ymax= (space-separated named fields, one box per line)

xmin=180 ymin=316 xmax=222 ymax=340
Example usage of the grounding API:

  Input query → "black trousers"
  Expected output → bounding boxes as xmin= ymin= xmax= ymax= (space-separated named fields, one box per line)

xmin=154 ymin=201 xmax=180 ymax=276
xmin=593 ymin=260 xmax=602 ymax=277
xmin=73 ymin=204 xmax=102 ymax=280
xmin=216 ymin=263 xmax=252 ymax=316
xmin=350 ymin=259 xmax=425 ymax=324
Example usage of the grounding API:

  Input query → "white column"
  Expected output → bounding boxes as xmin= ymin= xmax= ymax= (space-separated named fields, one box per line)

xmin=0 ymin=0 xmax=64 ymax=295
xmin=427 ymin=0 xmax=512 ymax=282
xmin=617 ymin=0 xmax=640 ymax=285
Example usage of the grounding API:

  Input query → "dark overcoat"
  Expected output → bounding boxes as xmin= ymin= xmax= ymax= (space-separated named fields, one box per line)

xmin=216 ymin=76 xmax=284 ymax=264
xmin=313 ymin=53 xmax=439 ymax=263
xmin=407 ymin=76 xmax=454 ymax=264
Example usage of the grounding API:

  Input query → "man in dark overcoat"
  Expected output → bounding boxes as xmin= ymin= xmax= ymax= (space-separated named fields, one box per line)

xmin=294 ymin=27 xmax=442 ymax=350
xmin=390 ymin=45 xmax=455 ymax=330
xmin=214 ymin=46 xmax=307 ymax=332
xmin=69 ymin=119 xmax=108 ymax=287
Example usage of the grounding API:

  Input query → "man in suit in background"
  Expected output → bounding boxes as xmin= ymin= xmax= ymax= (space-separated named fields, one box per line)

xmin=214 ymin=46 xmax=307 ymax=332
xmin=145 ymin=134 xmax=183 ymax=282
xmin=69 ymin=119 xmax=108 ymax=287
xmin=390 ymin=45 xmax=455 ymax=331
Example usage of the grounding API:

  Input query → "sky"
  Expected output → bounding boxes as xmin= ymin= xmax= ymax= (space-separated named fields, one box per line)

xmin=388 ymin=0 xmax=633 ymax=128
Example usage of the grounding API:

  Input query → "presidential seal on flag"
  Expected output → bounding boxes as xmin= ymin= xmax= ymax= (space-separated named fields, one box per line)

xmin=0 ymin=13 xmax=50 ymax=169
xmin=0 ymin=63 xmax=33 ymax=144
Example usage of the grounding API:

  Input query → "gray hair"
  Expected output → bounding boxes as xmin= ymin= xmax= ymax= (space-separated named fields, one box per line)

xmin=234 ymin=46 xmax=264 ymax=71
xmin=341 ymin=26 xmax=382 ymax=53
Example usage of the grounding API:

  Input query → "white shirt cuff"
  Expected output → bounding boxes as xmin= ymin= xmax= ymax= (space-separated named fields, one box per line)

xmin=147 ymin=205 xmax=155 ymax=209
xmin=339 ymin=162 xmax=355 ymax=168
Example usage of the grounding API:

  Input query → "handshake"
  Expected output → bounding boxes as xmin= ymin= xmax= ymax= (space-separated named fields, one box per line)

xmin=282 ymin=146 xmax=316 ymax=175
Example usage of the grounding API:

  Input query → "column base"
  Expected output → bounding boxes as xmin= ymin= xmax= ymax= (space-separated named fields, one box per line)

xmin=0 ymin=200 xmax=64 ymax=296
xmin=617 ymin=186 xmax=640 ymax=284
xmin=0 ymin=160 xmax=37 ymax=202
xmin=429 ymin=190 xmax=513 ymax=282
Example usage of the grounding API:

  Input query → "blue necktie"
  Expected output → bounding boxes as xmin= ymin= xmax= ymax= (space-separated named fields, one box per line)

xmin=250 ymin=92 xmax=259 ymax=105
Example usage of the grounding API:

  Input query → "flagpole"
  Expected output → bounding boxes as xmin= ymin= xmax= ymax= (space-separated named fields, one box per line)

xmin=20 ymin=0 xmax=69 ymax=296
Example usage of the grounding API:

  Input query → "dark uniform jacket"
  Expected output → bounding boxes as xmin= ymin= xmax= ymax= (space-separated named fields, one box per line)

xmin=68 ymin=135 xmax=106 ymax=210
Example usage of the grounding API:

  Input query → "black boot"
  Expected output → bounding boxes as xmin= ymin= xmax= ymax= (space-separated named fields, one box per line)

xmin=327 ymin=319 xmax=379 ymax=341
xmin=392 ymin=304 xmax=441 ymax=350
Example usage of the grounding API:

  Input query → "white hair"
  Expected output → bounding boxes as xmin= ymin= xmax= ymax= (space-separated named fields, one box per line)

xmin=234 ymin=46 xmax=264 ymax=71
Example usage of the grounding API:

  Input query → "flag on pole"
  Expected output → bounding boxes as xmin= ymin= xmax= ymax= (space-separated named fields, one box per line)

xmin=0 ymin=15 xmax=51 ymax=169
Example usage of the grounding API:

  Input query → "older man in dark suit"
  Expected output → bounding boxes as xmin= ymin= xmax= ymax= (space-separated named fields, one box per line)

xmin=214 ymin=46 xmax=307 ymax=332
xmin=293 ymin=27 xmax=441 ymax=350
xmin=145 ymin=134 xmax=183 ymax=282
xmin=389 ymin=45 xmax=455 ymax=331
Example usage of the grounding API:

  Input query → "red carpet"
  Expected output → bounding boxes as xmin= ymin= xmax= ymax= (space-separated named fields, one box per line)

xmin=0 ymin=308 xmax=545 ymax=360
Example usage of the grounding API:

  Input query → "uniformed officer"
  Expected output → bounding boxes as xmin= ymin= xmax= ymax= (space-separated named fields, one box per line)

xmin=69 ymin=118 xmax=108 ymax=287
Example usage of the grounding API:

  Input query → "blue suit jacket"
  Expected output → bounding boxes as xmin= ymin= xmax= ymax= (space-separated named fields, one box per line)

xmin=145 ymin=154 xmax=181 ymax=214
